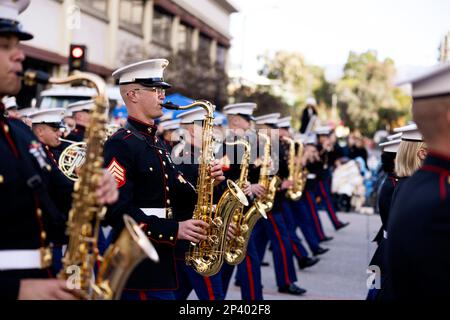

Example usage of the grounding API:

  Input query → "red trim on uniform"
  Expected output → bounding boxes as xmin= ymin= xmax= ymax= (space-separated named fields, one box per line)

xmin=421 ymin=165 xmax=449 ymax=175
xmin=428 ymin=150 xmax=450 ymax=162
xmin=139 ymin=290 xmax=147 ymax=300
xmin=421 ymin=165 xmax=450 ymax=201
xmin=122 ymin=133 xmax=133 ymax=140
xmin=44 ymin=147 xmax=58 ymax=166
xmin=107 ymin=157 xmax=126 ymax=188
xmin=203 ymin=276 xmax=216 ymax=300
xmin=388 ymin=176 xmax=398 ymax=187
xmin=306 ymin=192 xmax=325 ymax=240
xmin=268 ymin=214 xmax=291 ymax=285
xmin=1 ymin=121 xmax=19 ymax=158
xmin=280 ymin=211 xmax=303 ymax=258
xmin=318 ymin=181 xmax=341 ymax=227
xmin=245 ymin=256 xmax=255 ymax=300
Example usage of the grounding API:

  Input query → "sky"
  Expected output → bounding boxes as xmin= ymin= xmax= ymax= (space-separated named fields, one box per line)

xmin=228 ymin=0 xmax=450 ymax=82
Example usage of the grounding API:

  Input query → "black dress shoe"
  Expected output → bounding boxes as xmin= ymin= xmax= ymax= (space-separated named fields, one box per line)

xmin=298 ymin=256 xmax=320 ymax=270
xmin=336 ymin=221 xmax=350 ymax=230
xmin=261 ymin=261 xmax=270 ymax=267
xmin=313 ymin=247 xmax=330 ymax=256
xmin=278 ymin=284 xmax=307 ymax=295
xmin=319 ymin=236 xmax=334 ymax=243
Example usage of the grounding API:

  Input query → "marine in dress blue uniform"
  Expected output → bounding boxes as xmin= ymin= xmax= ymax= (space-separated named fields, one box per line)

xmin=215 ymin=102 xmax=265 ymax=300
xmin=0 ymin=0 xmax=75 ymax=300
xmin=366 ymin=135 xmax=400 ymax=300
xmin=170 ymin=107 xmax=226 ymax=300
xmin=252 ymin=113 xmax=307 ymax=295
xmin=103 ymin=59 xmax=209 ymax=300
xmin=383 ymin=66 xmax=450 ymax=299
xmin=277 ymin=117 xmax=320 ymax=269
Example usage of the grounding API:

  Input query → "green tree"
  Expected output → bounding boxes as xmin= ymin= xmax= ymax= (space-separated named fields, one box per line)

xmin=257 ymin=51 xmax=334 ymax=129
xmin=230 ymin=85 xmax=290 ymax=117
xmin=336 ymin=50 xmax=411 ymax=135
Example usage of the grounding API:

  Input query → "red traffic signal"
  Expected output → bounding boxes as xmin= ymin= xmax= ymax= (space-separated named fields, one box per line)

xmin=68 ymin=44 xmax=87 ymax=73
xmin=71 ymin=46 xmax=84 ymax=59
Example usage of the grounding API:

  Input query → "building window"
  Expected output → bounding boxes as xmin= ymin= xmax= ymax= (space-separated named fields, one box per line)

xmin=119 ymin=0 xmax=144 ymax=30
xmin=216 ymin=45 xmax=227 ymax=68
xmin=177 ymin=23 xmax=193 ymax=53
xmin=152 ymin=6 xmax=173 ymax=46
xmin=198 ymin=34 xmax=211 ymax=62
xmin=77 ymin=0 xmax=108 ymax=14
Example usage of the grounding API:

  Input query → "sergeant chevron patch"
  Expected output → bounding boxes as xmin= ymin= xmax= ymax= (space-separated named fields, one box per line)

xmin=107 ymin=158 xmax=126 ymax=188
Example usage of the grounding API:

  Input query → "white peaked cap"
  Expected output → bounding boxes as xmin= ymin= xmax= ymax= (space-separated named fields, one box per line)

xmin=277 ymin=116 xmax=292 ymax=128
xmin=67 ymin=99 xmax=95 ymax=113
xmin=159 ymin=119 xmax=180 ymax=131
xmin=379 ymin=139 xmax=401 ymax=153
xmin=398 ymin=62 xmax=450 ymax=100
xmin=305 ymin=134 xmax=318 ymax=145
xmin=254 ymin=113 xmax=280 ymax=125
xmin=0 ymin=0 xmax=30 ymax=20
xmin=223 ymin=102 xmax=257 ymax=117
xmin=2 ymin=96 xmax=18 ymax=110
xmin=314 ymin=125 xmax=332 ymax=135
xmin=177 ymin=107 xmax=209 ymax=124
xmin=112 ymin=59 xmax=171 ymax=88
xmin=306 ymin=97 xmax=317 ymax=106
xmin=387 ymin=132 xmax=402 ymax=141
xmin=18 ymin=107 xmax=36 ymax=117
xmin=29 ymin=108 xmax=65 ymax=124
xmin=394 ymin=123 xmax=423 ymax=142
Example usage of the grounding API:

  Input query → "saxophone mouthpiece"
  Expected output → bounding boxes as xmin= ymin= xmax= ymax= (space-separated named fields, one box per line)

xmin=161 ymin=101 xmax=180 ymax=110
xmin=19 ymin=69 xmax=51 ymax=86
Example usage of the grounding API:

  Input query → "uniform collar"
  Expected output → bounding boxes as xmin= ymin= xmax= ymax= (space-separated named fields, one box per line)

xmin=127 ymin=116 xmax=158 ymax=136
xmin=424 ymin=151 xmax=450 ymax=172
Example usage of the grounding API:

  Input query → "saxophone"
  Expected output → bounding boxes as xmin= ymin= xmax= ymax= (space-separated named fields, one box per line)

xmin=22 ymin=70 xmax=159 ymax=300
xmin=294 ymin=139 xmax=308 ymax=196
xmin=224 ymin=139 xmax=265 ymax=265
xmin=163 ymin=101 xmax=248 ymax=277
xmin=258 ymin=133 xmax=281 ymax=211
xmin=284 ymin=136 xmax=303 ymax=201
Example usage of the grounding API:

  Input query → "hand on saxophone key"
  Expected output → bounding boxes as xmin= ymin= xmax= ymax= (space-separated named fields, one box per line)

xmin=243 ymin=181 xmax=253 ymax=197
xmin=178 ymin=219 xmax=209 ymax=243
xmin=210 ymin=160 xmax=225 ymax=186
xmin=281 ymin=179 xmax=294 ymax=190
xmin=96 ymin=170 xmax=119 ymax=205
xmin=18 ymin=279 xmax=83 ymax=300
xmin=227 ymin=222 xmax=238 ymax=242
xmin=250 ymin=184 xmax=267 ymax=198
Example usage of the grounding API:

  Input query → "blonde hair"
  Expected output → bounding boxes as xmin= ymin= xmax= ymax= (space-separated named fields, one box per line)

xmin=395 ymin=141 xmax=427 ymax=177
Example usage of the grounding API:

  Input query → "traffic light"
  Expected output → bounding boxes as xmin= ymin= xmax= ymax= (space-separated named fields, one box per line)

xmin=68 ymin=44 xmax=87 ymax=73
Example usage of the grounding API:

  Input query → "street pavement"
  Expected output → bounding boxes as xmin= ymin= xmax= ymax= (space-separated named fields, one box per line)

xmin=189 ymin=209 xmax=381 ymax=300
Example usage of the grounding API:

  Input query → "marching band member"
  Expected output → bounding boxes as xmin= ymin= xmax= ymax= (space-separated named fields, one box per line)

xmin=252 ymin=113 xmax=307 ymax=295
xmin=385 ymin=64 xmax=450 ymax=299
xmin=171 ymin=107 xmax=226 ymax=300
xmin=103 ymin=59 xmax=223 ymax=300
xmin=0 ymin=0 xmax=117 ymax=299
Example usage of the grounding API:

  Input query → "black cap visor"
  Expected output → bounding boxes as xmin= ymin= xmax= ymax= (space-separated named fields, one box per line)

xmin=0 ymin=19 xmax=33 ymax=41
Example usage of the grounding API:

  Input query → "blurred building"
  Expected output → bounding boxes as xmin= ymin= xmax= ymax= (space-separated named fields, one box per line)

xmin=18 ymin=0 xmax=238 ymax=106
xmin=439 ymin=32 xmax=450 ymax=63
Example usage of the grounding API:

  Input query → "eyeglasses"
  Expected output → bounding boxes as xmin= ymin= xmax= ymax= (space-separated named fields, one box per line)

xmin=132 ymin=87 xmax=165 ymax=95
